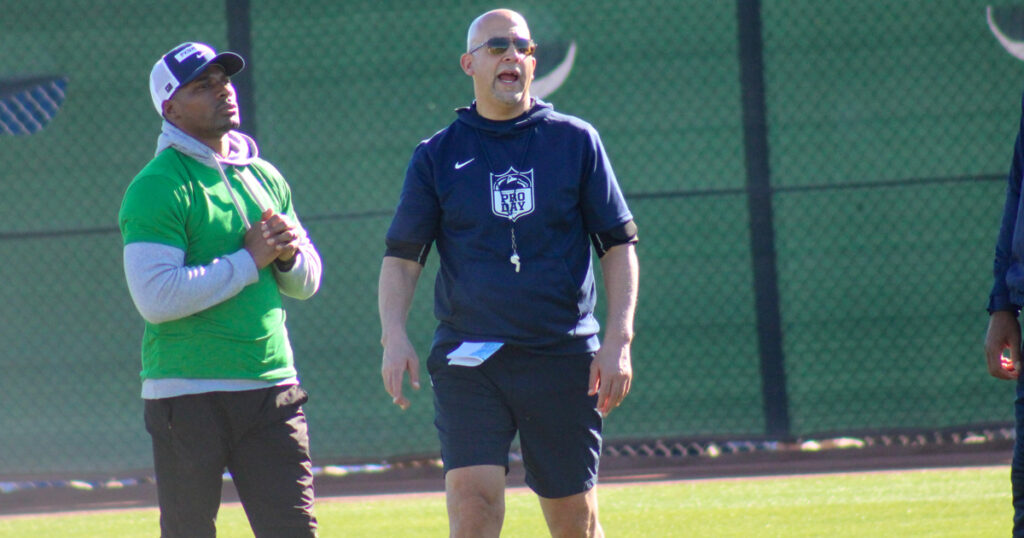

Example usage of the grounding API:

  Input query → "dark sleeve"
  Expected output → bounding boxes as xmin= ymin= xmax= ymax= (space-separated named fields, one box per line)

xmin=579 ymin=125 xmax=633 ymax=235
xmin=590 ymin=220 xmax=638 ymax=258
xmin=989 ymin=92 xmax=1024 ymax=315
xmin=384 ymin=238 xmax=432 ymax=265
xmin=384 ymin=143 xmax=440 ymax=265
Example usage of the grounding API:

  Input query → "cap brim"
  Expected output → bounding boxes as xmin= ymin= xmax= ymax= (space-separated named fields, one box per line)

xmin=178 ymin=51 xmax=246 ymax=87
xmin=211 ymin=52 xmax=245 ymax=77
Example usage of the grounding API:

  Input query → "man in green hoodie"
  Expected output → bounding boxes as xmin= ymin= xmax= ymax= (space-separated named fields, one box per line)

xmin=119 ymin=42 xmax=321 ymax=537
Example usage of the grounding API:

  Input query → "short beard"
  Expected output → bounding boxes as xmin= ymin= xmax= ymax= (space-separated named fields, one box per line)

xmin=491 ymin=85 xmax=526 ymax=107
xmin=215 ymin=114 xmax=241 ymax=135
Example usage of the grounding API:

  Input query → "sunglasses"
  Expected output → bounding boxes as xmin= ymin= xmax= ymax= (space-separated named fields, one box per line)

xmin=469 ymin=37 xmax=537 ymax=56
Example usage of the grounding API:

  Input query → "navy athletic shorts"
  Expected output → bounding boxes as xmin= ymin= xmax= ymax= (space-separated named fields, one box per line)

xmin=427 ymin=343 xmax=603 ymax=499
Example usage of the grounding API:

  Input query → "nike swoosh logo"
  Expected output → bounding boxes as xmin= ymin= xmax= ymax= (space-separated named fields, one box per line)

xmin=455 ymin=158 xmax=475 ymax=170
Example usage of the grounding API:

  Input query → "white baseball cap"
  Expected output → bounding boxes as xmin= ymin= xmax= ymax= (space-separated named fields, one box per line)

xmin=149 ymin=42 xmax=244 ymax=115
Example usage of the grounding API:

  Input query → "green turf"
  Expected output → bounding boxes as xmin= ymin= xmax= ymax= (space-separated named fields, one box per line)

xmin=0 ymin=466 xmax=1010 ymax=537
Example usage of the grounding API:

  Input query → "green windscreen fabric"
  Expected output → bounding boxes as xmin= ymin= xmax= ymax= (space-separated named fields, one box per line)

xmin=0 ymin=0 xmax=1014 ymax=474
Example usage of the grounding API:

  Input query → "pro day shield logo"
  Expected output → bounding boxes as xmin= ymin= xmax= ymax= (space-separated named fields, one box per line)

xmin=491 ymin=167 xmax=535 ymax=221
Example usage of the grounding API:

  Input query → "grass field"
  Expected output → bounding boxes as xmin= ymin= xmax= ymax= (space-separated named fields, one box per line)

xmin=0 ymin=466 xmax=1011 ymax=537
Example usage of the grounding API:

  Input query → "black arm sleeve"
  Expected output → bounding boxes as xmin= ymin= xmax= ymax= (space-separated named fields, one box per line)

xmin=589 ymin=220 xmax=638 ymax=258
xmin=384 ymin=238 xmax=432 ymax=265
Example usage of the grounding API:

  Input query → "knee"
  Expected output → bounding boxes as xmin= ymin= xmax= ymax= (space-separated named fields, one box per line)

xmin=448 ymin=486 xmax=504 ymax=521
xmin=542 ymin=489 xmax=602 ymax=538
xmin=446 ymin=478 xmax=505 ymax=536
xmin=445 ymin=466 xmax=506 ymax=536
xmin=547 ymin=508 xmax=601 ymax=538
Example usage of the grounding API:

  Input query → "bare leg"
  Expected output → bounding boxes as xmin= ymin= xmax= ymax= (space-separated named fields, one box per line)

xmin=445 ymin=465 xmax=506 ymax=538
xmin=538 ymin=486 xmax=602 ymax=538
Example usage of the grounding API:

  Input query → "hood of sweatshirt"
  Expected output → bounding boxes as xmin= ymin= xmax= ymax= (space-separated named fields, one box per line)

xmin=155 ymin=120 xmax=259 ymax=168
xmin=455 ymin=99 xmax=553 ymax=137
xmin=154 ymin=120 xmax=270 ymax=229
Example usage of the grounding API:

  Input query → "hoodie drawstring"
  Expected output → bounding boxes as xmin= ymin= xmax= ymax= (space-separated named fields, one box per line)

xmin=157 ymin=120 xmax=273 ymax=231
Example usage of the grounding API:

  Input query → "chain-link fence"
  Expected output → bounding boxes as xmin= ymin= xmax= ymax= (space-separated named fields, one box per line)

xmin=0 ymin=0 xmax=1017 ymax=476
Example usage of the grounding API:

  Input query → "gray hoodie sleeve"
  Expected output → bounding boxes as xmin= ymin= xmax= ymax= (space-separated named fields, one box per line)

xmin=273 ymin=241 xmax=322 ymax=300
xmin=123 ymin=242 xmax=259 ymax=324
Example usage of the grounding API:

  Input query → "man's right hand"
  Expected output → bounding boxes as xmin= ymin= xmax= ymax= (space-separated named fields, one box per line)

xmin=985 ymin=310 xmax=1021 ymax=380
xmin=381 ymin=331 xmax=420 ymax=410
xmin=378 ymin=256 xmax=425 ymax=410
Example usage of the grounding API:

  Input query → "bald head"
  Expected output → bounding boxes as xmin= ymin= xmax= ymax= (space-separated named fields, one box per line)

xmin=466 ymin=9 xmax=531 ymax=51
xmin=461 ymin=8 xmax=537 ymax=120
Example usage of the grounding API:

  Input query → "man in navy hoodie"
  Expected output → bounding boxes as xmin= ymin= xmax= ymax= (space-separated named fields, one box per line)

xmin=378 ymin=8 xmax=639 ymax=538
xmin=986 ymin=89 xmax=1024 ymax=536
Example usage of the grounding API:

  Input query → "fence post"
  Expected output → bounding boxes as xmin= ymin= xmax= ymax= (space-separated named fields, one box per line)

xmin=736 ymin=0 xmax=792 ymax=440
xmin=226 ymin=0 xmax=257 ymax=138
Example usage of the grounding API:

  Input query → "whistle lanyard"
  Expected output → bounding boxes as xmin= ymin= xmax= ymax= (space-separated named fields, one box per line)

xmin=471 ymin=125 xmax=535 ymax=273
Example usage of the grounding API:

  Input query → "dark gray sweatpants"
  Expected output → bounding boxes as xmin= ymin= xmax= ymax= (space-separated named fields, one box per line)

xmin=144 ymin=385 xmax=317 ymax=537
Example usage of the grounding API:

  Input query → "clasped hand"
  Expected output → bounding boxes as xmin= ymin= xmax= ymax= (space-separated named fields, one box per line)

xmin=244 ymin=209 xmax=304 ymax=269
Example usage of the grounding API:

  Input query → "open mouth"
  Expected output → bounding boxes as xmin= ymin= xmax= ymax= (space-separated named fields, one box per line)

xmin=497 ymin=71 xmax=520 ymax=84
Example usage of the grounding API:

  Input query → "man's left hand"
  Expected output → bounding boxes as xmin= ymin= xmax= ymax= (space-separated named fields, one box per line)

xmin=589 ymin=339 xmax=633 ymax=416
xmin=259 ymin=209 xmax=306 ymax=263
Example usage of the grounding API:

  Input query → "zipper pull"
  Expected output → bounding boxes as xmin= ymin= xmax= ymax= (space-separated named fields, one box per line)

xmin=510 ymin=253 xmax=521 ymax=273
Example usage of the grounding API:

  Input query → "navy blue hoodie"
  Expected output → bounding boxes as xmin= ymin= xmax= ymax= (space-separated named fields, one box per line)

xmin=387 ymin=100 xmax=633 ymax=354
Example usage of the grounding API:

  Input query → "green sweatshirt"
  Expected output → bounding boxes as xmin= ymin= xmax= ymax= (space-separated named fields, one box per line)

xmin=119 ymin=147 xmax=297 ymax=381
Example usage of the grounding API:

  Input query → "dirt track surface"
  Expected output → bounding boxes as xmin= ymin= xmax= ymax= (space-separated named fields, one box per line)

xmin=0 ymin=440 xmax=1011 ymax=517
